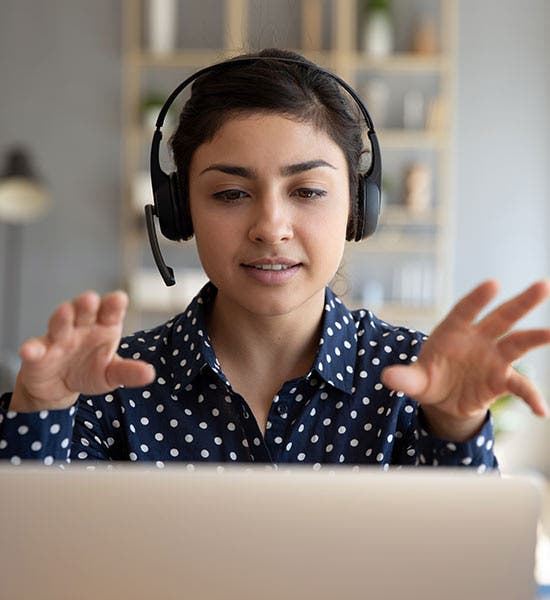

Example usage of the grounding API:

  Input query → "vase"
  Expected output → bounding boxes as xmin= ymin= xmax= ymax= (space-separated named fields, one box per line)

xmin=147 ymin=0 xmax=178 ymax=55
xmin=363 ymin=10 xmax=394 ymax=58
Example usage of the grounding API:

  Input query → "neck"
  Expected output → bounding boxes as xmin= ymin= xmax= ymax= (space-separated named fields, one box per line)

xmin=206 ymin=289 xmax=325 ymax=382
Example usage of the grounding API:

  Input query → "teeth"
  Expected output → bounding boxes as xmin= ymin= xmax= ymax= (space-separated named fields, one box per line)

xmin=253 ymin=264 xmax=293 ymax=271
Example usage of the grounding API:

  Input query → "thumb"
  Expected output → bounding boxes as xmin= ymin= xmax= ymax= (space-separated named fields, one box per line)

xmin=381 ymin=363 xmax=429 ymax=398
xmin=105 ymin=357 xmax=156 ymax=390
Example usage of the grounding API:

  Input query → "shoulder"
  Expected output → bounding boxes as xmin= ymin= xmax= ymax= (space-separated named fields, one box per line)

xmin=354 ymin=307 xmax=427 ymax=365
xmin=326 ymin=288 xmax=427 ymax=363
xmin=117 ymin=282 xmax=215 ymax=362
xmin=327 ymin=287 xmax=426 ymax=341
xmin=117 ymin=315 xmax=182 ymax=361
xmin=352 ymin=306 xmax=427 ymax=344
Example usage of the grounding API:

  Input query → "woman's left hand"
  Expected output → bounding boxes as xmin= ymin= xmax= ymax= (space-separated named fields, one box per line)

xmin=381 ymin=280 xmax=550 ymax=442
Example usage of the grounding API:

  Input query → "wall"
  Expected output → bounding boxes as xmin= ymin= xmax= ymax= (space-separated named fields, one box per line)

xmin=0 ymin=0 xmax=122 ymax=358
xmin=454 ymin=0 xmax=550 ymax=399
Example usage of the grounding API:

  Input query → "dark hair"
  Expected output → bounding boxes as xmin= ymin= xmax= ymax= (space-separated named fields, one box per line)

xmin=170 ymin=48 xmax=364 ymax=239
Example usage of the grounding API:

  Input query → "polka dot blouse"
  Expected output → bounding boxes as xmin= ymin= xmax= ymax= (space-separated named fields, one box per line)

xmin=0 ymin=283 xmax=497 ymax=470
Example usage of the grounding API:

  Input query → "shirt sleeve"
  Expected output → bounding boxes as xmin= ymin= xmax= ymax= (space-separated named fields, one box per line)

xmin=393 ymin=401 xmax=498 ymax=472
xmin=0 ymin=392 xmax=113 ymax=464
xmin=0 ymin=392 xmax=76 ymax=465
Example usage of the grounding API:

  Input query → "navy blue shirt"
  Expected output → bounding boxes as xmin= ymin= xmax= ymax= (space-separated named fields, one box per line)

xmin=0 ymin=283 xmax=497 ymax=470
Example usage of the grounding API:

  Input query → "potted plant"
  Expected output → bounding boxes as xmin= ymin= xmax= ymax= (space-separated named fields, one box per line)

xmin=361 ymin=0 xmax=394 ymax=57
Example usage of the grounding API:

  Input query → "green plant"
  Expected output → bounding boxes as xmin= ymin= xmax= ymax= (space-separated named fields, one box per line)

xmin=141 ymin=92 xmax=166 ymax=113
xmin=362 ymin=0 xmax=392 ymax=14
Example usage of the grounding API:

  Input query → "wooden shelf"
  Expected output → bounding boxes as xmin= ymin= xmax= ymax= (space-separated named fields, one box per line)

xmin=130 ymin=49 xmax=450 ymax=74
xmin=351 ymin=235 xmax=438 ymax=254
xmin=129 ymin=49 xmax=230 ymax=68
xmin=378 ymin=128 xmax=448 ymax=149
xmin=379 ymin=205 xmax=442 ymax=227
xmin=351 ymin=52 xmax=450 ymax=73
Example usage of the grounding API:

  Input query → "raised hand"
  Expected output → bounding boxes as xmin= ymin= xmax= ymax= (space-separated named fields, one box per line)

xmin=10 ymin=291 xmax=156 ymax=413
xmin=381 ymin=280 xmax=550 ymax=441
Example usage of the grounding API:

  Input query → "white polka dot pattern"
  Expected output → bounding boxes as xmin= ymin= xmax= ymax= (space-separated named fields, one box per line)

xmin=0 ymin=284 xmax=497 ymax=470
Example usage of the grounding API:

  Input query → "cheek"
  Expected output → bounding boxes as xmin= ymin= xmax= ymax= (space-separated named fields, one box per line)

xmin=304 ymin=209 xmax=348 ymax=262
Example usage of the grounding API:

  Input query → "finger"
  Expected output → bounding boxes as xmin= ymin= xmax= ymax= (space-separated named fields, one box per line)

xmin=498 ymin=328 xmax=550 ymax=363
xmin=19 ymin=337 xmax=48 ymax=362
xmin=73 ymin=291 xmax=101 ymax=327
xmin=442 ymin=280 xmax=500 ymax=328
xmin=381 ymin=364 xmax=429 ymax=399
xmin=47 ymin=301 xmax=75 ymax=344
xmin=478 ymin=280 xmax=550 ymax=338
xmin=105 ymin=357 xmax=156 ymax=390
xmin=97 ymin=291 xmax=129 ymax=326
xmin=506 ymin=369 xmax=548 ymax=417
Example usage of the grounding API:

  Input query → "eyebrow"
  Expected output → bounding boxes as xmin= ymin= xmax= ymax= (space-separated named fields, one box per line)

xmin=199 ymin=159 xmax=336 ymax=178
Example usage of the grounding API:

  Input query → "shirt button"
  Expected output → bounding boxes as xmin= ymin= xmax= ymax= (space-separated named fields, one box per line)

xmin=277 ymin=403 xmax=287 ymax=415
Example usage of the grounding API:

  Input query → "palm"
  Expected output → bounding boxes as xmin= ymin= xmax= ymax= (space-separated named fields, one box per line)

xmin=408 ymin=318 xmax=517 ymax=417
xmin=382 ymin=280 xmax=550 ymax=421
xmin=15 ymin=291 xmax=155 ymax=411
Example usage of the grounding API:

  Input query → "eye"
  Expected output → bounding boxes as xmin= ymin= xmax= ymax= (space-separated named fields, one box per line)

xmin=292 ymin=188 xmax=327 ymax=200
xmin=212 ymin=189 xmax=248 ymax=202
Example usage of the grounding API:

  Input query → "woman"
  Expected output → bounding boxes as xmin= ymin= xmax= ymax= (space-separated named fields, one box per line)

xmin=0 ymin=49 xmax=548 ymax=468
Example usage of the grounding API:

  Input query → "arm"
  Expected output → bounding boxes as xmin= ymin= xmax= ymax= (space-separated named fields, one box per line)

xmin=382 ymin=280 xmax=550 ymax=443
xmin=0 ymin=290 xmax=155 ymax=463
xmin=392 ymin=400 xmax=498 ymax=470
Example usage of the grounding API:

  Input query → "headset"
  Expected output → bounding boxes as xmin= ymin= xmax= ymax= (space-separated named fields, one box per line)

xmin=145 ymin=56 xmax=382 ymax=286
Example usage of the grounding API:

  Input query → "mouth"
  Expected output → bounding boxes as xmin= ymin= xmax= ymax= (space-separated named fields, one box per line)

xmin=242 ymin=258 xmax=302 ymax=270
xmin=246 ymin=263 xmax=298 ymax=271
xmin=241 ymin=258 xmax=302 ymax=283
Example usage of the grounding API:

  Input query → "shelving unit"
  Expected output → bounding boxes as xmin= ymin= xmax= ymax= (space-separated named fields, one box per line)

xmin=121 ymin=0 xmax=457 ymax=333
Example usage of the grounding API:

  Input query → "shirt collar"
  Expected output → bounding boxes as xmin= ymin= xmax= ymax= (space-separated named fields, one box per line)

xmin=169 ymin=283 xmax=358 ymax=395
xmin=312 ymin=287 xmax=358 ymax=395
xmin=168 ymin=282 xmax=229 ymax=388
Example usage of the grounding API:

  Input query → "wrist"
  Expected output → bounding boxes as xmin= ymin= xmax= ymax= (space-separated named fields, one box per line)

xmin=420 ymin=405 xmax=488 ymax=443
xmin=10 ymin=378 xmax=45 ymax=413
xmin=10 ymin=376 xmax=78 ymax=413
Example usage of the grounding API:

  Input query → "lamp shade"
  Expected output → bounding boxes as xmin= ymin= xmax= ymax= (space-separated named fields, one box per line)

xmin=0 ymin=147 xmax=51 ymax=224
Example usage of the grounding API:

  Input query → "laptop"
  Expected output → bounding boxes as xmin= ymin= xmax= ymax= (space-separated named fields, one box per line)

xmin=0 ymin=464 xmax=542 ymax=600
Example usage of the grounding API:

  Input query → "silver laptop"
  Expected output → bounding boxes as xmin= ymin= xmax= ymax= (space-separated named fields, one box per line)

xmin=0 ymin=465 xmax=542 ymax=600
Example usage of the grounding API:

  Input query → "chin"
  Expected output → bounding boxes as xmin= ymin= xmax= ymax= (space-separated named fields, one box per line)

xmin=235 ymin=290 xmax=298 ymax=315
xmin=222 ymin=284 xmax=326 ymax=320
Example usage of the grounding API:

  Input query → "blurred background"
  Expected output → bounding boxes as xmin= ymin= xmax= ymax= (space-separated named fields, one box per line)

xmin=0 ymin=0 xmax=549 ymax=477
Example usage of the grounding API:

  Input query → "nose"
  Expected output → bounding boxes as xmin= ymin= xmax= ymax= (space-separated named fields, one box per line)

xmin=247 ymin=194 xmax=293 ymax=244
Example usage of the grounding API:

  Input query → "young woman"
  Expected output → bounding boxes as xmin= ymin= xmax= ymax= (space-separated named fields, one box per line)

xmin=0 ymin=49 xmax=548 ymax=468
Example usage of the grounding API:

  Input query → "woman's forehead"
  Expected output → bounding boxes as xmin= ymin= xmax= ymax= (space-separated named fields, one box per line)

xmin=191 ymin=113 xmax=346 ymax=167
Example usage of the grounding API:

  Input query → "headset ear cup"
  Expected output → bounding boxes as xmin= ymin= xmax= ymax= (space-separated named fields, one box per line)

xmin=355 ymin=174 xmax=380 ymax=241
xmin=171 ymin=171 xmax=194 ymax=240
xmin=154 ymin=170 xmax=179 ymax=241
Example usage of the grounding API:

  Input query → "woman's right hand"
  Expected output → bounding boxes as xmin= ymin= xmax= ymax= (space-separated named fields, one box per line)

xmin=10 ymin=291 xmax=156 ymax=413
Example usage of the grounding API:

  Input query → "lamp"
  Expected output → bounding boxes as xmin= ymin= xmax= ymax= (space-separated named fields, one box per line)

xmin=0 ymin=148 xmax=51 ymax=223
xmin=0 ymin=146 xmax=51 ymax=390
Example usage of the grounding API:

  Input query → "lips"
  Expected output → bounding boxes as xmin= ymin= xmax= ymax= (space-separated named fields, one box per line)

xmin=242 ymin=258 xmax=302 ymax=269
xmin=249 ymin=263 xmax=295 ymax=271
xmin=241 ymin=257 xmax=302 ymax=284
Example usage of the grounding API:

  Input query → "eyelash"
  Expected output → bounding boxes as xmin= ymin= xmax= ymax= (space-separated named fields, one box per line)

xmin=212 ymin=188 xmax=327 ymax=203
xmin=212 ymin=189 xmax=248 ymax=202
xmin=293 ymin=188 xmax=327 ymax=200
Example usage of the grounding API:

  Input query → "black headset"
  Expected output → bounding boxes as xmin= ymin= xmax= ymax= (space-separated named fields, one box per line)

xmin=145 ymin=56 xmax=382 ymax=286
